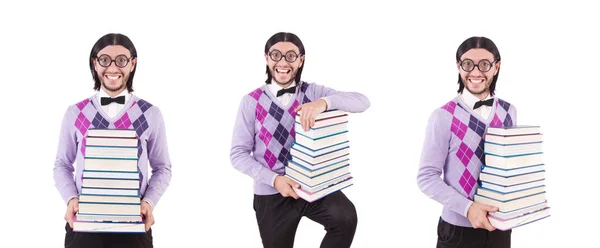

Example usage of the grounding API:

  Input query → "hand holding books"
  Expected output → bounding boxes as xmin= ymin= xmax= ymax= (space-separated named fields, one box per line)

xmin=294 ymin=99 xmax=328 ymax=131
xmin=65 ymin=197 xmax=79 ymax=228
xmin=467 ymin=202 xmax=499 ymax=231
xmin=141 ymin=201 xmax=154 ymax=231
xmin=274 ymin=175 xmax=301 ymax=199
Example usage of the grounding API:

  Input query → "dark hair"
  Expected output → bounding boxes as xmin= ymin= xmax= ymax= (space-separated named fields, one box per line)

xmin=456 ymin=36 xmax=501 ymax=95
xmin=264 ymin=32 xmax=305 ymax=84
xmin=89 ymin=33 xmax=137 ymax=92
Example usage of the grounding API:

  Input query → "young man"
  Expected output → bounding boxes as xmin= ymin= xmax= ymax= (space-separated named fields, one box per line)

xmin=230 ymin=32 xmax=370 ymax=248
xmin=417 ymin=37 xmax=517 ymax=248
xmin=53 ymin=33 xmax=172 ymax=248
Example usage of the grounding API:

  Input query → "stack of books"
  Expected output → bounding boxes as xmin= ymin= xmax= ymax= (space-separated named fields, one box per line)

xmin=284 ymin=110 xmax=354 ymax=202
xmin=73 ymin=128 xmax=145 ymax=233
xmin=474 ymin=125 xmax=551 ymax=230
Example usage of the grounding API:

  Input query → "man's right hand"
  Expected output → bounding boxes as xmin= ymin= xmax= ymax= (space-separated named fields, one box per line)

xmin=274 ymin=176 xmax=300 ymax=199
xmin=65 ymin=198 xmax=79 ymax=228
xmin=467 ymin=202 xmax=498 ymax=231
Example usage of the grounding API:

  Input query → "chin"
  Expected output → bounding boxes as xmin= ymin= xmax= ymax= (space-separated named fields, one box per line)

xmin=467 ymin=84 xmax=485 ymax=92
xmin=276 ymin=78 xmax=292 ymax=85
xmin=103 ymin=83 xmax=125 ymax=92
xmin=469 ymin=89 xmax=488 ymax=95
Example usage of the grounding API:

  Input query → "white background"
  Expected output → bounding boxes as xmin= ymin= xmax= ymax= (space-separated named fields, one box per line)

xmin=1 ymin=1 xmax=598 ymax=247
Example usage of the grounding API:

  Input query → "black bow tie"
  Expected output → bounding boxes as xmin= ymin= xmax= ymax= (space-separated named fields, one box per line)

xmin=473 ymin=98 xmax=494 ymax=109
xmin=276 ymin=86 xmax=296 ymax=97
xmin=100 ymin=95 xmax=125 ymax=106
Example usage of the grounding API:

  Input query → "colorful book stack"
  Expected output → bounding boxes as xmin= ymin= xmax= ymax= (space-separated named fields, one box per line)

xmin=73 ymin=128 xmax=145 ymax=233
xmin=285 ymin=110 xmax=354 ymax=202
xmin=474 ymin=125 xmax=550 ymax=230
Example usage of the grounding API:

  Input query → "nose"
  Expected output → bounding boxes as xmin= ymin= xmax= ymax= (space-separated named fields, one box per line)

xmin=275 ymin=57 xmax=291 ymax=66
xmin=470 ymin=66 xmax=484 ymax=76
xmin=105 ymin=61 xmax=121 ymax=73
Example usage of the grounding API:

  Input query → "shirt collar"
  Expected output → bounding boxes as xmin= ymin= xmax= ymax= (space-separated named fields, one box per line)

xmin=268 ymin=80 xmax=296 ymax=97
xmin=97 ymin=88 xmax=131 ymax=105
xmin=459 ymin=89 xmax=493 ymax=110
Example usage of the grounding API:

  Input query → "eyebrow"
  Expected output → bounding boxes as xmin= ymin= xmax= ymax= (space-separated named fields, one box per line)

xmin=98 ymin=54 xmax=131 ymax=57
xmin=462 ymin=58 xmax=494 ymax=62
xmin=270 ymin=49 xmax=299 ymax=53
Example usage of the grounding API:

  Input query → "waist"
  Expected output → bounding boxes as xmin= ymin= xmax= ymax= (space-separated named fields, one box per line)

xmin=441 ymin=207 xmax=472 ymax=228
xmin=253 ymin=181 xmax=279 ymax=195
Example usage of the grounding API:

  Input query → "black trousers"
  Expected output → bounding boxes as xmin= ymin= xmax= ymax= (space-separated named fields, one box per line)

xmin=64 ymin=222 xmax=153 ymax=248
xmin=253 ymin=191 xmax=358 ymax=248
xmin=437 ymin=217 xmax=511 ymax=248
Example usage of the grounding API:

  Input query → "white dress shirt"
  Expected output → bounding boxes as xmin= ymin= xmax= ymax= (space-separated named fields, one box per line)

xmin=268 ymin=81 xmax=297 ymax=106
xmin=459 ymin=90 xmax=493 ymax=120
xmin=267 ymin=80 xmax=331 ymax=109
xmin=96 ymin=89 xmax=132 ymax=118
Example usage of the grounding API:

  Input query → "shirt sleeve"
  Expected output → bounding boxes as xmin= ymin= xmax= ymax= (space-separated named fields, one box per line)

xmin=230 ymin=96 xmax=279 ymax=187
xmin=53 ymin=106 xmax=80 ymax=205
xmin=305 ymin=83 xmax=370 ymax=113
xmin=417 ymin=109 xmax=473 ymax=217
xmin=141 ymin=107 xmax=173 ymax=207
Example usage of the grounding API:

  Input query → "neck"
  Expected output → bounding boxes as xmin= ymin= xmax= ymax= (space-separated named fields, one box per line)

xmin=102 ymin=87 xmax=126 ymax=97
xmin=272 ymin=80 xmax=294 ymax=88
xmin=473 ymin=91 xmax=490 ymax=101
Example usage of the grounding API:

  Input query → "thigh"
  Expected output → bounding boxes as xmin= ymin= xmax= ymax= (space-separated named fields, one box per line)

xmin=64 ymin=222 xmax=105 ymax=248
xmin=486 ymin=229 xmax=511 ymax=248
xmin=437 ymin=218 xmax=465 ymax=248
xmin=253 ymin=194 xmax=302 ymax=248
xmin=105 ymin=229 xmax=153 ymax=248
xmin=303 ymin=191 xmax=357 ymax=228
xmin=437 ymin=218 xmax=490 ymax=248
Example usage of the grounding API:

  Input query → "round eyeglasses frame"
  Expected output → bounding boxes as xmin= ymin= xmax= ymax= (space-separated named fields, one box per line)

xmin=459 ymin=58 xmax=498 ymax=72
xmin=96 ymin=54 xmax=133 ymax=68
xmin=268 ymin=49 xmax=302 ymax=63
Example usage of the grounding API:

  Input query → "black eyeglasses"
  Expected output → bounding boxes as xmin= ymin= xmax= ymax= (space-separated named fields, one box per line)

xmin=459 ymin=59 xmax=497 ymax=72
xmin=268 ymin=49 xmax=301 ymax=63
xmin=96 ymin=54 xmax=133 ymax=68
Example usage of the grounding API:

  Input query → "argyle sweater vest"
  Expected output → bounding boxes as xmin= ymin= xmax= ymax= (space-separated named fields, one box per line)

xmin=418 ymin=96 xmax=517 ymax=227
xmin=54 ymin=94 xmax=172 ymax=207
xmin=250 ymin=82 xmax=312 ymax=174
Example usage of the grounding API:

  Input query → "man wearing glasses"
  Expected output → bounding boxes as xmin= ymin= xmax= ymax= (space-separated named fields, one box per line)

xmin=54 ymin=33 xmax=172 ymax=248
xmin=230 ymin=32 xmax=370 ymax=248
xmin=417 ymin=36 xmax=517 ymax=248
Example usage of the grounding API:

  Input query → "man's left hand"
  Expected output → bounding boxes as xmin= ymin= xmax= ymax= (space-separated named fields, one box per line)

xmin=294 ymin=99 xmax=328 ymax=131
xmin=141 ymin=201 xmax=155 ymax=231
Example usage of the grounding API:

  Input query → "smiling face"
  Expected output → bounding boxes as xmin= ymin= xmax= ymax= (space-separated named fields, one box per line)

xmin=265 ymin=42 xmax=304 ymax=87
xmin=457 ymin=48 xmax=500 ymax=99
xmin=92 ymin=45 xmax=136 ymax=96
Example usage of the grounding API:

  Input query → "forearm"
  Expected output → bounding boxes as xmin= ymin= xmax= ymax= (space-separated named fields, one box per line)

xmin=230 ymin=147 xmax=279 ymax=187
xmin=322 ymin=92 xmax=370 ymax=113
xmin=307 ymin=83 xmax=370 ymax=113
xmin=142 ymin=165 xmax=172 ymax=207
xmin=143 ymin=108 xmax=172 ymax=207
xmin=53 ymin=161 xmax=79 ymax=205
xmin=53 ymin=107 xmax=79 ymax=205
xmin=417 ymin=166 xmax=472 ymax=217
